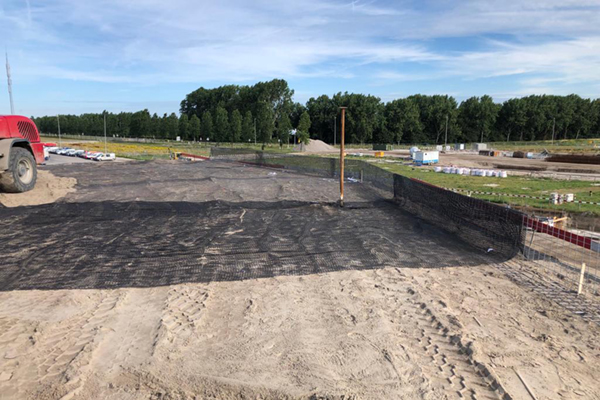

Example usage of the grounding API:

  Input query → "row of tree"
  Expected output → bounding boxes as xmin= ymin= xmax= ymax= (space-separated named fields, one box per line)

xmin=306 ymin=93 xmax=600 ymax=144
xmin=33 ymin=79 xmax=600 ymax=145
xmin=33 ymin=106 xmax=312 ymax=145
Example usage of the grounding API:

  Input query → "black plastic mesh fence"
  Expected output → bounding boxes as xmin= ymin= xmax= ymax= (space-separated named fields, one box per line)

xmin=210 ymin=147 xmax=525 ymax=259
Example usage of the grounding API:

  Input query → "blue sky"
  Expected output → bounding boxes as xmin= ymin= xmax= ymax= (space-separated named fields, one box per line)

xmin=1 ymin=0 xmax=600 ymax=116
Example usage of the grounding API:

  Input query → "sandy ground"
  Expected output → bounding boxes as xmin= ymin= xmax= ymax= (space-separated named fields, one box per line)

xmin=0 ymin=170 xmax=76 ymax=207
xmin=294 ymin=139 xmax=336 ymax=153
xmin=0 ymin=160 xmax=598 ymax=400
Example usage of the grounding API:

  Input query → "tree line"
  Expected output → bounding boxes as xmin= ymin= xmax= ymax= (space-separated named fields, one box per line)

xmin=32 ymin=79 xmax=600 ymax=145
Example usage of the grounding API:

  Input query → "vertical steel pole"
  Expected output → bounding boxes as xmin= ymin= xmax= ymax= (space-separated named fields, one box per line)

xmin=444 ymin=114 xmax=448 ymax=148
xmin=57 ymin=114 xmax=62 ymax=147
xmin=340 ymin=107 xmax=347 ymax=207
xmin=104 ymin=113 xmax=107 ymax=154
xmin=5 ymin=51 xmax=15 ymax=115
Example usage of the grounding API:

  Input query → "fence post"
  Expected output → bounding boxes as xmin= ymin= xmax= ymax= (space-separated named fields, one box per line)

xmin=578 ymin=263 xmax=586 ymax=295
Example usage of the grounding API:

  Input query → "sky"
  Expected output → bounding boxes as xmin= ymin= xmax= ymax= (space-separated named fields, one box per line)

xmin=1 ymin=0 xmax=600 ymax=117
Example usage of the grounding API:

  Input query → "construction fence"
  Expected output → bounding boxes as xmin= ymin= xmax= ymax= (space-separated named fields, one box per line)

xmin=210 ymin=148 xmax=525 ymax=261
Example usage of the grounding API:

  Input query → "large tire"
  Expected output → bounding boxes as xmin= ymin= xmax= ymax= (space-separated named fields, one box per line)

xmin=0 ymin=147 xmax=37 ymax=193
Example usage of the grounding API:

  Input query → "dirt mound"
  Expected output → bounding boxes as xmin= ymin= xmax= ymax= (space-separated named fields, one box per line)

xmin=0 ymin=170 xmax=76 ymax=207
xmin=294 ymin=139 xmax=336 ymax=153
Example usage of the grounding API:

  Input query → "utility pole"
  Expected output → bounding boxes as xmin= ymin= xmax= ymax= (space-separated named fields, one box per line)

xmin=57 ymin=114 xmax=62 ymax=147
xmin=552 ymin=117 xmax=556 ymax=145
xmin=444 ymin=114 xmax=448 ymax=148
xmin=5 ymin=51 xmax=15 ymax=115
xmin=104 ymin=112 xmax=108 ymax=154
xmin=254 ymin=118 xmax=257 ymax=145
xmin=339 ymin=107 xmax=347 ymax=207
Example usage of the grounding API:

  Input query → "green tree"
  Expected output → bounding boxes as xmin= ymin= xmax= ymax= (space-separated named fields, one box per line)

xmin=129 ymin=109 xmax=151 ymax=137
xmin=230 ymin=110 xmax=242 ymax=143
xmin=189 ymin=114 xmax=201 ymax=141
xmin=242 ymin=111 xmax=254 ymax=143
xmin=214 ymin=106 xmax=229 ymax=142
xmin=179 ymin=114 xmax=189 ymax=140
xmin=496 ymin=98 xmax=526 ymax=142
xmin=276 ymin=112 xmax=292 ymax=147
xmin=384 ymin=98 xmax=422 ymax=144
xmin=297 ymin=111 xmax=311 ymax=145
xmin=256 ymin=101 xmax=274 ymax=145
xmin=166 ymin=113 xmax=179 ymax=140
xmin=201 ymin=111 xmax=213 ymax=141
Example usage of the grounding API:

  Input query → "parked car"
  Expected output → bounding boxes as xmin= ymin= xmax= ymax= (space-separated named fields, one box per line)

xmin=94 ymin=153 xmax=116 ymax=161
xmin=66 ymin=149 xmax=79 ymax=156
xmin=46 ymin=146 xmax=59 ymax=154
xmin=74 ymin=150 xmax=86 ymax=157
xmin=56 ymin=148 xmax=70 ymax=155
xmin=84 ymin=151 xmax=101 ymax=159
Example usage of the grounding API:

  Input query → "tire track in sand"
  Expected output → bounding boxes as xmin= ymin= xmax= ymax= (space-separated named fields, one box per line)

xmin=375 ymin=275 xmax=510 ymax=400
xmin=156 ymin=285 xmax=210 ymax=347
xmin=29 ymin=290 xmax=124 ymax=400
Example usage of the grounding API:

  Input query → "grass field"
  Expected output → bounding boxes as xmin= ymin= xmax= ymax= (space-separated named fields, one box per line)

xmin=41 ymin=136 xmax=295 ymax=160
xmin=370 ymin=159 xmax=600 ymax=215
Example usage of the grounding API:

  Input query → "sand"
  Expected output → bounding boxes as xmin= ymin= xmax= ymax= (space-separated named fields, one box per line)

xmin=294 ymin=139 xmax=336 ymax=153
xmin=0 ymin=170 xmax=76 ymax=207
xmin=0 ymin=161 xmax=598 ymax=400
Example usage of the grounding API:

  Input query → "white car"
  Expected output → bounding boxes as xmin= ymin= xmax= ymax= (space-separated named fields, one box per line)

xmin=66 ymin=149 xmax=79 ymax=156
xmin=93 ymin=153 xmax=116 ymax=161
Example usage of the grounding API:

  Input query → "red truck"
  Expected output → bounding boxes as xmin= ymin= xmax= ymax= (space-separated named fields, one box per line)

xmin=0 ymin=115 xmax=45 ymax=193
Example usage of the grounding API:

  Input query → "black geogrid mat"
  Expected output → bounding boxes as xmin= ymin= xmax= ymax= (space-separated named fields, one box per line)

xmin=0 ymin=199 xmax=487 ymax=291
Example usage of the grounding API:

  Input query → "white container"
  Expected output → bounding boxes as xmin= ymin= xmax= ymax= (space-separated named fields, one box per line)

xmin=565 ymin=193 xmax=574 ymax=202
xmin=434 ymin=166 xmax=442 ymax=173
xmin=500 ymin=171 xmax=508 ymax=178
xmin=414 ymin=151 xmax=439 ymax=165
xmin=409 ymin=147 xmax=420 ymax=158
xmin=445 ymin=145 xmax=451 ymax=151
xmin=491 ymin=170 xmax=498 ymax=177
xmin=451 ymin=167 xmax=458 ymax=174
xmin=457 ymin=168 xmax=464 ymax=175
xmin=443 ymin=167 xmax=451 ymax=174
xmin=436 ymin=145 xmax=443 ymax=151
xmin=473 ymin=143 xmax=487 ymax=151
xmin=455 ymin=143 xmax=465 ymax=150
xmin=484 ymin=170 xmax=492 ymax=177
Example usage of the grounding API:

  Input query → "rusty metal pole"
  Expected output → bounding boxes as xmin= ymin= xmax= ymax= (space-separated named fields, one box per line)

xmin=339 ymin=107 xmax=347 ymax=207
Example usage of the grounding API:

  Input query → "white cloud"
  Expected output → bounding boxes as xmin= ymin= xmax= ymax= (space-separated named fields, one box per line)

xmin=1 ymin=0 xmax=600 ymax=114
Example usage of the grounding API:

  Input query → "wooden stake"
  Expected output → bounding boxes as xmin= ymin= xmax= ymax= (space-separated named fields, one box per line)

xmin=339 ymin=107 xmax=347 ymax=207
xmin=515 ymin=369 xmax=538 ymax=400
xmin=578 ymin=263 xmax=586 ymax=295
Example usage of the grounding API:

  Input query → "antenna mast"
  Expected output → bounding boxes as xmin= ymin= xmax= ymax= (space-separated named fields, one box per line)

xmin=5 ymin=51 xmax=15 ymax=115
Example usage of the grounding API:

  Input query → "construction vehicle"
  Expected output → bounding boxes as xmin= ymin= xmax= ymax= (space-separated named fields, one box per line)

xmin=0 ymin=115 xmax=45 ymax=193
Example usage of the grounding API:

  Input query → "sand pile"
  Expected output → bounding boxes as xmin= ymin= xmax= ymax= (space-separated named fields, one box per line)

xmin=0 ymin=170 xmax=76 ymax=207
xmin=294 ymin=139 xmax=336 ymax=153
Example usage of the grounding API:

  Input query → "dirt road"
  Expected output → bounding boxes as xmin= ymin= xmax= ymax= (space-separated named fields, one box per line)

xmin=0 ymin=160 xmax=598 ymax=399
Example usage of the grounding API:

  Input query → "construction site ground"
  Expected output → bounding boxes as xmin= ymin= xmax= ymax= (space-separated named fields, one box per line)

xmin=0 ymin=160 xmax=598 ymax=400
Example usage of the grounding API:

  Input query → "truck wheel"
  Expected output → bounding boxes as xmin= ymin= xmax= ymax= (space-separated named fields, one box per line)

xmin=0 ymin=147 xmax=37 ymax=193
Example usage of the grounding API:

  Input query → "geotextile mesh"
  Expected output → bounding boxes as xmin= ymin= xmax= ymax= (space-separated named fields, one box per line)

xmin=211 ymin=147 xmax=525 ymax=259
